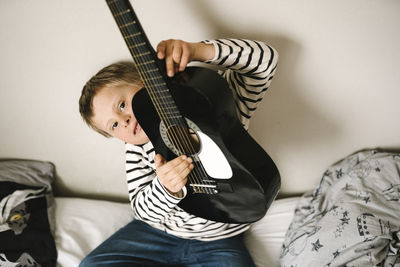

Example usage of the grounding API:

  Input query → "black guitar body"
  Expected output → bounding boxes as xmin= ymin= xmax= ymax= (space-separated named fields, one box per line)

xmin=132 ymin=66 xmax=280 ymax=223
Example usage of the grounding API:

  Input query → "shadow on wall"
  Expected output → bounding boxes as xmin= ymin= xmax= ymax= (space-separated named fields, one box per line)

xmin=184 ymin=1 xmax=342 ymax=153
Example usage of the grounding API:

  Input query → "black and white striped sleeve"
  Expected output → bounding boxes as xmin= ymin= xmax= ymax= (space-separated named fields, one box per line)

xmin=203 ymin=39 xmax=279 ymax=130
xmin=125 ymin=142 xmax=184 ymax=223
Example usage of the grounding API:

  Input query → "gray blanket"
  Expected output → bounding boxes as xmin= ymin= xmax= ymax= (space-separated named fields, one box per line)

xmin=280 ymin=150 xmax=400 ymax=267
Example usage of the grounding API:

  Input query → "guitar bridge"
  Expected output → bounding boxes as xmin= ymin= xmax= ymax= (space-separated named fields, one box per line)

xmin=190 ymin=183 xmax=219 ymax=194
xmin=189 ymin=181 xmax=234 ymax=194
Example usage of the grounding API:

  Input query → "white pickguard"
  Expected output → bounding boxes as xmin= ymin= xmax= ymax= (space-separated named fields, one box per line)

xmin=159 ymin=119 xmax=232 ymax=179
xmin=196 ymin=131 xmax=233 ymax=179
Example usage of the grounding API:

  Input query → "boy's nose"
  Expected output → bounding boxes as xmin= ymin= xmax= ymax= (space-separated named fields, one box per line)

xmin=121 ymin=115 xmax=130 ymax=127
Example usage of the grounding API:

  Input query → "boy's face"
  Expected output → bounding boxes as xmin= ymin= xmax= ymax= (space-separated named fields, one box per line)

xmin=91 ymin=83 xmax=150 ymax=145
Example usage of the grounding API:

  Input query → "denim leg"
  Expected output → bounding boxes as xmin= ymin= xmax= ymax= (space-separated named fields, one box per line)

xmin=79 ymin=219 xmax=255 ymax=267
xmin=184 ymin=234 xmax=256 ymax=267
xmin=79 ymin=219 xmax=183 ymax=267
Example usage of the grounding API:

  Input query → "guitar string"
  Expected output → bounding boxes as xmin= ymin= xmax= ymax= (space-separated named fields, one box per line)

xmin=106 ymin=1 xmax=193 ymax=179
xmin=120 ymin=8 xmax=216 ymax=195
xmin=109 ymin=8 xmax=209 ymax=194
xmin=114 ymin=2 xmax=218 ymax=195
xmin=106 ymin=1 xmax=194 ymax=168
xmin=107 ymin=1 xmax=203 ymax=179
xmin=107 ymin=1 xmax=216 ymax=194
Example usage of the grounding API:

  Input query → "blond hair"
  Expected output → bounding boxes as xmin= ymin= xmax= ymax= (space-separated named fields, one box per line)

xmin=79 ymin=61 xmax=141 ymax=137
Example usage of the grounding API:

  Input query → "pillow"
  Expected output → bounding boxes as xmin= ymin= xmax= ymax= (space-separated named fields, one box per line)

xmin=54 ymin=197 xmax=134 ymax=266
xmin=0 ymin=159 xmax=57 ymax=267
xmin=244 ymin=197 xmax=300 ymax=267
xmin=280 ymin=150 xmax=400 ymax=266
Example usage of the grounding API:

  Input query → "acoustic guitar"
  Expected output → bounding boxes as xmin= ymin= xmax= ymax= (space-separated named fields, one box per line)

xmin=105 ymin=0 xmax=280 ymax=223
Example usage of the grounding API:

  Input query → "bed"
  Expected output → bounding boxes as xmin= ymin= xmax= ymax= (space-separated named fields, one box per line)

xmin=1 ymin=149 xmax=399 ymax=266
xmin=0 ymin=158 xmax=299 ymax=267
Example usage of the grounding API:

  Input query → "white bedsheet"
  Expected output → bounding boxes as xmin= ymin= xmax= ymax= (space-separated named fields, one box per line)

xmin=54 ymin=196 xmax=299 ymax=267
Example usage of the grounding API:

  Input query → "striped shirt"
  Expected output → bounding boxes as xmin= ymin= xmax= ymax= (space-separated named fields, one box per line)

xmin=125 ymin=39 xmax=278 ymax=241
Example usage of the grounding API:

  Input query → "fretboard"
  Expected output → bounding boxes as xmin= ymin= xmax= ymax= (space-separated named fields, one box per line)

xmin=106 ymin=0 xmax=183 ymax=126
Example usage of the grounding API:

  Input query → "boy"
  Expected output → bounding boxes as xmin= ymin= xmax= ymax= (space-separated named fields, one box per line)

xmin=79 ymin=38 xmax=278 ymax=266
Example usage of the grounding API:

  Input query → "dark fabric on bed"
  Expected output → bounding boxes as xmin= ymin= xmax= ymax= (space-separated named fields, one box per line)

xmin=0 ymin=159 xmax=57 ymax=267
xmin=280 ymin=150 xmax=400 ymax=267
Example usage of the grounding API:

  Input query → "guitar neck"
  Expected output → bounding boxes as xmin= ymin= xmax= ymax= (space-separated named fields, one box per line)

xmin=105 ymin=0 xmax=183 ymax=126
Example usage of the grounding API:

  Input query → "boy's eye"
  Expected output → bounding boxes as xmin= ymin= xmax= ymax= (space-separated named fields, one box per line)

xmin=120 ymin=102 xmax=125 ymax=111
xmin=112 ymin=122 xmax=118 ymax=129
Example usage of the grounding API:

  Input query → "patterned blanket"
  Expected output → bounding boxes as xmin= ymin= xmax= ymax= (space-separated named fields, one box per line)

xmin=280 ymin=150 xmax=400 ymax=267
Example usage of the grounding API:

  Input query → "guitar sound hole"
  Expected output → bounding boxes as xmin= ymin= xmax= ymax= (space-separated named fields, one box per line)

xmin=167 ymin=126 xmax=200 ymax=156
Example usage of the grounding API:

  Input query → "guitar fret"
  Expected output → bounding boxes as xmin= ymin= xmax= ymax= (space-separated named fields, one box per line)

xmin=157 ymin=95 xmax=173 ymax=100
xmin=149 ymin=82 xmax=166 ymax=87
xmin=119 ymin=21 xmax=136 ymax=29
xmin=142 ymin=75 xmax=163 ymax=82
xmin=114 ymin=9 xmax=130 ymax=17
xmin=135 ymin=59 xmax=155 ymax=67
xmin=164 ymin=108 xmax=179 ymax=113
xmin=144 ymin=68 xmax=158 ymax=74
xmin=128 ymin=42 xmax=145 ymax=49
xmin=124 ymin=32 xmax=142 ymax=40
xmin=163 ymin=110 xmax=181 ymax=115
xmin=133 ymin=51 xmax=151 ymax=59
xmin=166 ymin=115 xmax=181 ymax=119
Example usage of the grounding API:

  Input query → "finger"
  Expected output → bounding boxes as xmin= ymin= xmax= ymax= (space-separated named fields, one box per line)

xmin=179 ymin=164 xmax=193 ymax=178
xmin=179 ymin=44 xmax=191 ymax=72
xmin=165 ymin=43 xmax=175 ymax=77
xmin=170 ymin=167 xmax=190 ymax=185
xmin=166 ymin=155 xmax=189 ymax=170
xmin=156 ymin=41 xmax=166 ymax=59
xmin=157 ymin=155 xmax=186 ymax=175
xmin=154 ymin=154 xmax=166 ymax=169
xmin=172 ymin=44 xmax=183 ymax=68
xmin=168 ymin=169 xmax=190 ymax=194
xmin=173 ymin=157 xmax=193 ymax=175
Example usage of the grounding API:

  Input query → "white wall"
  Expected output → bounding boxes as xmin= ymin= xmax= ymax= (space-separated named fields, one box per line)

xmin=1 ymin=0 xmax=399 ymax=201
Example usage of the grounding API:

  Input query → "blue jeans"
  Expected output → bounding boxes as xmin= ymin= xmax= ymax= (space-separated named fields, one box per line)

xmin=80 ymin=219 xmax=255 ymax=267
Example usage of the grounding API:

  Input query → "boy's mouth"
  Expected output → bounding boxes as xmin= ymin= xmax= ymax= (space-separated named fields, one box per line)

xmin=133 ymin=122 xmax=141 ymax=135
